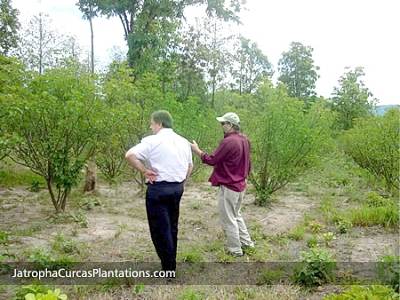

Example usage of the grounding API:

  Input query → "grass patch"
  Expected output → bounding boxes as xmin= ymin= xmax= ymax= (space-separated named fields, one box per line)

xmin=349 ymin=203 xmax=398 ymax=228
xmin=190 ymin=202 xmax=202 ymax=210
xmin=234 ymin=287 xmax=257 ymax=299
xmin=0 ymin=160 xmax=44 ymax=187
xmin=378 ymin=255 xmax=400 ymax=292
xmin=287 ymin=224 xmax=306 ymax=241
xmin=51 ymin=234 xmax=81 ymax=255
xmin=323 ymin=285 xmax=398 ymax=300
xmin=178 ymin=247 xmax=204 ymax=263
xmin=178 ymin=288 xmax=205 ymax=300
xmin=307 ymin=220 xmax=325 ymax=234
xmin=332 ymin=215 xmax=353 ymax=234
xmin=246 ymin=240 xmax=272 ymax=261
xmin=0 ymin=230 xmax=10 ymax=245
xmin=215 ymin=249 xmax=236 ymax=262
xmin=249 ymin=223 xmax=268 ymax=241
xmin=203 ymin=239 xmax=224 ymax=253
xmin=306 ymin=235 xmax=318 ymax=248
xmin=256 ymin=268 xmax=285 ymax=285
xmin=189 ymin=164 xmax=212 ymax=183
xmin=13 ymin=223 xmax=46 ymax=237
xmin=26 ymin=247 xmax=75 ymax=270
xmin=114 ymin=223 xmax=128 ymax=239
xmin=48 ymin=211 xmax=88 ymax=228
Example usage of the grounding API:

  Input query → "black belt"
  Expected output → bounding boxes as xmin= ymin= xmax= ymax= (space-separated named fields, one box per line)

xmin=146 ymin=181 xmax=184 ymax=186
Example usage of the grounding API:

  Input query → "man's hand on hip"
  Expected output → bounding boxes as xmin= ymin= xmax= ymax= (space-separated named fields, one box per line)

xmin=144 ymin=169 xmax=158 ymax=184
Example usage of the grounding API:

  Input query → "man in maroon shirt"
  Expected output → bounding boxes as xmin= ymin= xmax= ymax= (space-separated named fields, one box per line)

xmin=191 ymin=112 xmax=254 ymax=256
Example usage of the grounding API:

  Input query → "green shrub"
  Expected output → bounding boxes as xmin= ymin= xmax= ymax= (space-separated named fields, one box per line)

xmin=132 ymin=283 xmax=145 ymax=295
xmin=167 ymin=97 xmax=219 ymax=178
xmin=287 ymin=225 xmax=305 ymax=241
xmin=366 ymin=191 xmax=393 ymax=207
xmin=341 ymin=109 xmax=400 ymax=194
xmin=334 ymin=217 xmax=352 ymax=234
xmin=306 ymin=236 xmax=318 ymax=248
xmin=248 ymin=85 xmax=334 ymax=205
xmin=3 ymin=64 xmax=102 ymax=212
xmin=95 ymin=63 xmax=141 ymax=183
xmin=95 ymin=103 xmax=139 ymax=184
xmin=0 ymin=56 xmax=26 ymax=162
xmin=15 ymin=285 xmax=49 ymax=300
xmin=51 ymin=234 xmax=79 ymax=255
xmin=323 ymin=285 xmax=398 ymax=300
xmin=308 ymin=221 xmax=325 ymax=233
xmin=0 ymin=230 xmax=9 ymax=245
xmin=29 ymin=180 xmax=41 ymax=192
xmin=378 ymin=255 xmax=400 ymax=293
xmin=294 ymin=247 xmax=336 ymax=286
xmin=178 ymin=288 xmax=205 ymax=300
xmin=28 ymin=248 xmax=74 ymax=270
xmin=321 ymin=232 xmax=336 ymax=247
xmin=15 ymin=285 xmax=67 ymax=300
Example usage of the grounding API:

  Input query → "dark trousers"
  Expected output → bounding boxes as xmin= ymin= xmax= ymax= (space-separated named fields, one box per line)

xmin=145 ymin=181 xmax=184 ymax=271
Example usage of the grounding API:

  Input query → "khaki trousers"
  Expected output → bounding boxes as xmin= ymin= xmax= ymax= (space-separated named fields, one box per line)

xmin=217 ymin=185 xmax=254 ymax=254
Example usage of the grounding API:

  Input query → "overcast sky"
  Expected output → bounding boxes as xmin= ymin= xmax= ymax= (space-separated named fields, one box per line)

xmin=12 ymin=0 xmax=400 ymax=105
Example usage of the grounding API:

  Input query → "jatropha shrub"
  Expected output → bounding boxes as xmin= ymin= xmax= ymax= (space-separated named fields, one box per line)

xmin=341 ymin=108 xmax=400 ymax=195
xmin=3 ymin=64 xmax=102 ymax=212
xmin=294 ymin=247 xmax=336 ymax=287
xmin=248 ymin=85 xmax=334 ymax=205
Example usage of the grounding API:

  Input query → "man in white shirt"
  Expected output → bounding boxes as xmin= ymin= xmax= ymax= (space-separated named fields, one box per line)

xmin=125 ymin=110 xmax=193 ymax=272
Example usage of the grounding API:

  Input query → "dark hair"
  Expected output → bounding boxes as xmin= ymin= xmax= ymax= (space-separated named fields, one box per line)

xmin=232 ymin=124 xmax=240 ymax=131
xmin=151 ymin=110 xmax=173 ymax=128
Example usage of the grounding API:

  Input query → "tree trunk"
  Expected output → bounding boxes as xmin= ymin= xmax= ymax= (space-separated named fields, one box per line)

xmin=89 ymin=11 xmax=94 ymax=74
xmin=83 ymin=7 xmax=97 ymax=193
xmin=211 ymin=77 xmax=216 ymax=108
xmin=39 ymin=13 xmax=43 ymax=75
xmin=84 ymin=160 xmax=96 ymax=192
xmin=46 ymin=178 xmax=61 ymax=213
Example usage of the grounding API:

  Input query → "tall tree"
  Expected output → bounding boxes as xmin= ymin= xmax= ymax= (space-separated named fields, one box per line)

xmin=0 ymin=0 xmax=20 ymax=55
xmin=201 ymin=17 xmax=232 ymax=107
xmin=174 ymin=24 xmax=207 ymax=102
xmin=77 ymin=0 xmax=98 ymax=192
xmin=231 ymin=36 xmax=273 ymax=94
xmin=17 ymin=13 xmax=79 ymax=74
xmin=278 ymin=41 xmax=319 ymax=101
xmin=150 ymin=17 xmax=229 ymax=104
xmin=77 ymin=0 xmax=97 ymax=74
xmin=78 ymin=0 xmax=242 ymax=76
xmin=331 ymin=66 xmax=376 ymax=130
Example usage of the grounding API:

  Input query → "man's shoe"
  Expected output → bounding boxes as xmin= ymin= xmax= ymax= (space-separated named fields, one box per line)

xmin=228 ymin=251 xmax=244 ymax=257
xmin=242 ymin=244 xmax=255 ymax=254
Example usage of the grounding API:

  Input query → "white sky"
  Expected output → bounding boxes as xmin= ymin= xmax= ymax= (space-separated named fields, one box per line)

xmin=12 ymin=0 xmax=400 ymax=105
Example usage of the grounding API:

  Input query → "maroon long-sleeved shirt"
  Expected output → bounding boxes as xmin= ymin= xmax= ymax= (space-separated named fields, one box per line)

xmin=201 ymin=132 xmax=251 ymax=192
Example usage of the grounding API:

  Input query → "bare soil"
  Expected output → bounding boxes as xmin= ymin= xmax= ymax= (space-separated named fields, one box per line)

xmin=0 ymin=181 xmax=398 ymax=299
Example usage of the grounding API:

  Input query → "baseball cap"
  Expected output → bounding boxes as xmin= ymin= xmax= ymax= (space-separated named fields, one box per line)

xmin=216 ymin=112 xmax=240 ymax=126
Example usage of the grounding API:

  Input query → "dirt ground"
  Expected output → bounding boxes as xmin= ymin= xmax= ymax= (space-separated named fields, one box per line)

xmin=0 ymin=179 xmax=398 ymax=299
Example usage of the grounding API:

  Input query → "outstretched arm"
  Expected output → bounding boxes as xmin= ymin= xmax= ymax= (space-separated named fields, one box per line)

xmin=190 ymin=139 xmax=229 ymax=166
xmin=190 ymin=140 xmax=204 ymax=157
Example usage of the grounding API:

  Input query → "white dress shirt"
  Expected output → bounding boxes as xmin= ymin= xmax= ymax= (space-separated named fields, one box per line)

xmin=126 ymin=128 xmax=193 ymax=182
